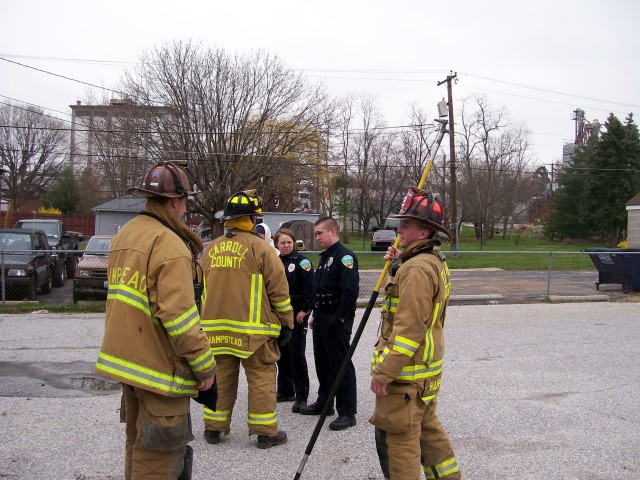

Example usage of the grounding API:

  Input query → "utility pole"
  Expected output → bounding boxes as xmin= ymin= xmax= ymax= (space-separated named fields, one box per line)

xmin=438 ymin=71 xmax=458 ymax=247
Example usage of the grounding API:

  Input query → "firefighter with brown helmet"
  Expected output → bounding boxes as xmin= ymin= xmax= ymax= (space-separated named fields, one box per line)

xmin=96 ymin=162 xmax=217 ymax=479
xmin=369 ymin=187 xmax=461 ymax=480
xmin=199 ymin=189 xmax=294 ymax=448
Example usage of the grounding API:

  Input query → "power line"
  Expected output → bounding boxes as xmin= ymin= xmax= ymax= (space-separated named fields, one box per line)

xmin=0 ymin=94 xmax=73 ymax=119
xmin=0 ymin=100 xmax=73 ymax=125
xmin=458 ymin=71 xmax=640 ymax=109
xmin=0 ymin=53 xmax=136 ymax=67
xmin=0 ymin=56 xmax=131 ymax=101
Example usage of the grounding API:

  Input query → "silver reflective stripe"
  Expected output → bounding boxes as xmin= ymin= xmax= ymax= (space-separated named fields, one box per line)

xmin=108 ymin=284 xmax=150 ymax=316
xmin=249 ymin=274 xmax=262 ymax=323
xmin=164 ymin=305 xmax=200 ymax=337
xmin=247 ymin=412 xmax=277 ymax=425
xmin=189 ymin=349 xmax=216 ymax=373
xmin=96 ymin=352 xmax=197 ymax=395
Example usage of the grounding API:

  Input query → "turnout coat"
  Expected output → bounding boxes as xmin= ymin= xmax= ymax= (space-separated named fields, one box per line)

xmin=96 ymin=199 xmax=216 ymax=398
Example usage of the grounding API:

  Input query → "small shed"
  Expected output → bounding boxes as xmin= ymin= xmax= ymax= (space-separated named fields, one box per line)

xmin=258 ymin=212 xmax=320 ymax=248
xmin=626 ymin=192 xmax=640 ymax=248
xmin=92 ymin=196 xmax=146 ymax=235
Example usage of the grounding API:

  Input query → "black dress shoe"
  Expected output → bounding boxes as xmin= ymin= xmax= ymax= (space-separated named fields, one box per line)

xmin=329 ymin=415 xmax=357 ymax=431
xmin=299 ymin=400 xmax=334 ymax=416
xmin=276 ymin=393 xmax=296 ymax=402
xmin=291 ymin=401 xmax=307 ymax=413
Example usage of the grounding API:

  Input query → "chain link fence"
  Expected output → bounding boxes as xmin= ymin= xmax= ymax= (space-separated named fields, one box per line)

xmin=355 ymin=250 xmax=640 ymax=305
xmin=1 ymin=249 xmax=638 ymax=306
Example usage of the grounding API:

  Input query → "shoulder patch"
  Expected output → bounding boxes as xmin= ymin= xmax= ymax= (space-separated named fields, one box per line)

xmin=300 ymin=259 xmax=312 ymax=271
xmin=341 ymin=255 xmax=354 ymax=269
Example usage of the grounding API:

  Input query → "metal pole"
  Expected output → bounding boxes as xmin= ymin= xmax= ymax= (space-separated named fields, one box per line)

xmin=293 ymin=118 xmax=449 ymax=480
xmin=1 ymin=250 xmax=5 ymax=305
xmin=547 ymin=251 xmax=553 ymax=299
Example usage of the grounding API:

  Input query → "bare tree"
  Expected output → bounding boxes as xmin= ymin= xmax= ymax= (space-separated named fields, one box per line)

xmin=121 ymin=41 xmax=327 ymax=232
xmin=0 ymin=102 xmax=67 ymax=211
xmin=457 ymin=95 xmax=535 ymax=242
xmin=351 ymin=95 xmax=385 ymax=236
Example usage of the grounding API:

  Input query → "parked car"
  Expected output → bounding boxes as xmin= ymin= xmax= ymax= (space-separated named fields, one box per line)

xmin=73 ymin=235 xmax=113 ymax=303
xmin=14 ymin=219 xmax=81 ymax=286
xmin=370 ymin=229 xmax=397 ymax=251
xmin=0 ymin=229 xmax=53 ymax=300
xmin=295 ymin=239 xmax=306 ymax=251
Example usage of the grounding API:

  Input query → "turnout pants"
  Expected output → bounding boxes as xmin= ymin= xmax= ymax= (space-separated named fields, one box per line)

xmin=203 ymin=340 xmax=280 ymax=436
xmin=371 ymin=393 xmax=460 ymax=480
xmin=123 ymin=384 xmax=193 ymax=480
xmin=277 ymin=315 xmax=310 ymax=402
xmin=312 ymin=312 xmax=357 ymax=416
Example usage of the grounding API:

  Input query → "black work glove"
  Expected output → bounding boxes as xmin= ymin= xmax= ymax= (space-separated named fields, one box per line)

xmin=278 ymin=326 xmax=292 ymax=347
xmin=192 ymin=378 xmax=218 ymax=411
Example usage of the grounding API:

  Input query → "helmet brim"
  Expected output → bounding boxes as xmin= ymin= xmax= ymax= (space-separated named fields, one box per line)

xmin=387 ymin=214 xmax=452 ymax=241
xmin=215 ymin=210 xmax=260 ymax=223
xmin=127 ymin=187 xmax=201 ymax=199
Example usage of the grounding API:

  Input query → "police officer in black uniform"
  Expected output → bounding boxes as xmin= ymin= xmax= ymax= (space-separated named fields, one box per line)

xmin=300 ymin=217 xmax=359 ymax=431
xmin=273 ymin=228 xmax=315 ymax=413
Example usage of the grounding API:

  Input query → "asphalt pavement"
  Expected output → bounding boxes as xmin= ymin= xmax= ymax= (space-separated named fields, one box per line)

xmin=1 ymin=302 xmax=639 ymax=479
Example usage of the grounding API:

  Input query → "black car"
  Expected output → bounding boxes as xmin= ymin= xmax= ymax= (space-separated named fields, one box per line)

xmin=0 ymin=229 xmax=53 ymax=300
xmin=370 ymin=229 xmax=397 ymax=251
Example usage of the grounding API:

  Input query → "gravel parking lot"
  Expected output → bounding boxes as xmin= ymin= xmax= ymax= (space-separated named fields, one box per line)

xmin=1 ymin=302 xmax=639 ymax=479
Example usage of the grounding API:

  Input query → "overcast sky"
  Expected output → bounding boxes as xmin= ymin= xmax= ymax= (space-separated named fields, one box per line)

xmin=1 ymin=0 xmax=638 ymax=168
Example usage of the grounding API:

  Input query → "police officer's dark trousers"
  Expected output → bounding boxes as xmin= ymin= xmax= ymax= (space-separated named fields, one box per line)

xmin=312 ymin=312 xmax=357 ymax=415
xmin=277 ymin=314 xmax=310 ymax=402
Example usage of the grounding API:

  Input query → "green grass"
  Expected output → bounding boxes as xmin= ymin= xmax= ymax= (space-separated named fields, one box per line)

xmin=321 ymin=226 xmax=604 ymax=270
xmin=0 ymin=301 xmax=106 ymax=314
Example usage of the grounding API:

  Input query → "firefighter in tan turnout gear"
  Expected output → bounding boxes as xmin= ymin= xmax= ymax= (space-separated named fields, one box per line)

xmin=370 ymin=187 xmax=461 ymax=480
xmin=200 ymin=190 xmax=294 ymax=448
xmin=96 ymin=162 xmax=216 ymax=480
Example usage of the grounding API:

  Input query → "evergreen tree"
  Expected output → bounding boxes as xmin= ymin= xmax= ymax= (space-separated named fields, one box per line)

xmin=588 ymin=114 xmax=640 ymax=244
xmin=547 ymin=145 xmax=594 ymax=239
xmin=547 ymin=112 xmax=640 ymax=245
xmin=43 ymin=166 xmax=81 ymax=213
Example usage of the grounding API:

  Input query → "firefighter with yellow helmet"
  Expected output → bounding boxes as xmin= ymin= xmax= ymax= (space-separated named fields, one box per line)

xmin=369 ymin=187 xmax=461 ymax=480
xmin=199 ymin=190 xmax=294 ymax=448
xmin=96 ymin=162 xmax=216 ymax=479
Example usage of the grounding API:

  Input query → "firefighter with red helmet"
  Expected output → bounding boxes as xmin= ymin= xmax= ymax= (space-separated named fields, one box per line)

xmin=369 ymin=187 xmax=461 ymax=480
xmin=96 ymin=162 xmax=216 ymax=479
xmin=199 ymin=190 xmax=294 ymax=448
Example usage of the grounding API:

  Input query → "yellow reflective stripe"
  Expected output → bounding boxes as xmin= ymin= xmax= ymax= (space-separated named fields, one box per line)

xmin=188 ymin=349 xmax=216 ymax=373
xmin=164 ymin=305 xmax=200 ymax=337
xmin=203 ymin=408 xmax=231 ymax=422
xmin=210 ymin=346 xmax=252 ymax=358
xmin=271 ymin=297 xmax=292 ymax=312
xmin=96 ymin=352 xmax=197 ymax=395
xmin=249 ymin=274 xmax=263 ymax=323
xmin=381 ymin=293 xmax=398 ymax=313
xmin=441 ymin=261 xmax=451 ymax=299
xmin=392 ymin=335 xmax=420 ymax=357
xmin=108 ymin=284 xmax=150 ymax=316
xmin=247 ymin=412 xmax=277 ymax=425
xmin=421 ymin=393 xmax=437 ymax=405
xmin=201 ymin=275 xmax=207 ymax=304
xmin=396 ymin=360 xmax=442 ymax=381
xmin=201 ymin=319 xmax=281 ymax=337
xmin=423 ymin=302 xmax=440 ymax=362
xmin=424 ymin=456 xmax=459 ymax=479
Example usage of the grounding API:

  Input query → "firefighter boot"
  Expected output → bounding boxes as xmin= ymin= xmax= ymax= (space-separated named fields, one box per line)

xmin=177 ymin=445 xmax=193 ymax=480
xmin=257 ymin=430 xmax=288 ymax=449
xmin=204 ymin=430 xmax=221 ymax=445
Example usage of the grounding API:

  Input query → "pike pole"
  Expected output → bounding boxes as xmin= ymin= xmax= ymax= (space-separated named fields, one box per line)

xmin=293 ymin=117 xmax=449 ymax=479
